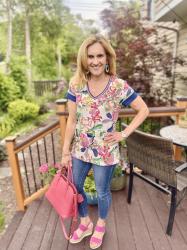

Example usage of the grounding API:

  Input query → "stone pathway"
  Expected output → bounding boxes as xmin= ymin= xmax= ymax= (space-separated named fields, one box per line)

xmin=0 ymin=162 xmax=16 ymax=237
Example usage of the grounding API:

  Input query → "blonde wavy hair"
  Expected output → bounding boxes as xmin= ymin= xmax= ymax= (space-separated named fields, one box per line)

xmin=71 ymin=34 xmax=116 ymax=89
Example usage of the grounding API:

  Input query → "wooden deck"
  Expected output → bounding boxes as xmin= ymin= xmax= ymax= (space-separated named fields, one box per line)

xmin=1 ymin=176 xmax=187 ymax=250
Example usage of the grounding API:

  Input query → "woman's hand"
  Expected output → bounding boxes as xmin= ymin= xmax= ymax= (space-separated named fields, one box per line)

xmin=104 ymin=132 xmax=124 ymax=145
xmin=61 ymin=153 xmax=72 ymax=168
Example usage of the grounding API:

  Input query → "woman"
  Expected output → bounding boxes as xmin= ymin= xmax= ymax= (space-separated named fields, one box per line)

xmin=61 ymin=34 xmax=149 ymax=249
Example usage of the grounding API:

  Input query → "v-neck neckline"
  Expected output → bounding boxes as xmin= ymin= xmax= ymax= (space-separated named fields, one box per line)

xmin=87 ymin=76 xmax=112 ymax=99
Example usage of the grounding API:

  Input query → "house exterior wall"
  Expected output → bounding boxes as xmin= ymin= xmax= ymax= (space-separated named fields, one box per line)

xmin=154 ymin=0 xmax=171 ymax=16
xmin=175 ymin=23 xmax=187 ymax=96
xmin=142 ymin=0 xmax=187 ymax=98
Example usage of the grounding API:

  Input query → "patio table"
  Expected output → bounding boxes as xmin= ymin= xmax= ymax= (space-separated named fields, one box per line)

xmin=160 ymin=125 xmax=187 ymax=161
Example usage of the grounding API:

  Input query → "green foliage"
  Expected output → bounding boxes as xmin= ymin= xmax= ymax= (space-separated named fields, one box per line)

xmin=8 ymin=99 xmax=39 ymax=124
xmin=0 ymin=0 xmax=98 ymax=83
xmin=139 ymin=118 xmax=161 ymax=134
xmin=0 ymin=22 xmax=7 ymax=56
xmin=32 ymin=37 xmax=57 ymax=80
xmin=0 ymin=72 xmax=20 ymax=111
xmin=4 ymin=111 xmax=53 ymax=138
xmin=0 ymin=201 xmax=5 ymax=232
xmin=112 ymin=165 xmax=124 ymax=178
xmin=61 ymin=65 xmax=73 ymax=83
xmin=101 ymin=0 xmax=185 ymax=106
xmin=9 ymin=56 xmax=27 ymax=97
xmin=0 ymin=115 xmax=16 ymax=139
xmin=84 ymin=170 xmax=97 ymax=195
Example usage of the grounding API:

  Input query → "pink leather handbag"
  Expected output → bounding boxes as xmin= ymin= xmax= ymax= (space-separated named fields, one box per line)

xmin=45 ymin=164 xmax=83 ymax=240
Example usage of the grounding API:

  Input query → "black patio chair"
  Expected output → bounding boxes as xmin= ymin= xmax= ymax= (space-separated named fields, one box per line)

xmin=124 ymin=125 xmax=187 ymax=236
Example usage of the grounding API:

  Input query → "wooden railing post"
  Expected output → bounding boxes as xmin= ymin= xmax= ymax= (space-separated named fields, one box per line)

xmin=176 ymin=96 xmax=187 ymax=123
xmin=6 ymin=136 xmax=25 ymax=211
xmin=56 ymin=98 xmax=67 ymax=148
xmin=174 ymin=96 xmax=187 ymax=160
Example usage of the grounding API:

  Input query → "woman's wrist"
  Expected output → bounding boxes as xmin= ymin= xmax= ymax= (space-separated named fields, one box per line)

xmin=62 ymin=150 xmax=71 ymax=157
xmin=121 ymin=130 xmax=128 ymax=139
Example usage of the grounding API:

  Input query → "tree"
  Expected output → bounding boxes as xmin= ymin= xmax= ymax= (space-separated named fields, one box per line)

xmin=0 ymin=0 xmax=15 ymax=73
xmin=101 ymin=0 xmax=184 ymax=105
xmin=17 ymin=0 xmax=45 ymax=92
xmin=0 ymin=0 xmax=97 ymax=85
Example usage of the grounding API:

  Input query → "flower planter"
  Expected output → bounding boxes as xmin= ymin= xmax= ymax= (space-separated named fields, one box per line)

xmin=111 ymin=174 xmax=127 ymax=191
xmin=85 ymin=192 xmax=98 ymax=205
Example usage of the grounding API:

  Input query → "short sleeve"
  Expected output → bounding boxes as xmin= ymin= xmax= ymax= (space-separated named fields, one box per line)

xmin=66 ymin=83 xmax=76 ymax=102
xmin=119 ymin=80 xmax=138 ymax=107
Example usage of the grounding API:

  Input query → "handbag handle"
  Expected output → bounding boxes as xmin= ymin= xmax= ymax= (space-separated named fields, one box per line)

xmin=59 ymin=163 xmax=74 ymax=183
xmin=67 ymin=163 xmax=74 ymax=183
xmin=60 ymin=216 xmax=77 ymax=240
xmin=59 ymin=189 xmax=78 ymax=240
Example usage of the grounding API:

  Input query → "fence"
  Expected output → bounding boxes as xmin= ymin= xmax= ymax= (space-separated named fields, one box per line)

xmin=33 ymin=80 xmax=62 ymax=96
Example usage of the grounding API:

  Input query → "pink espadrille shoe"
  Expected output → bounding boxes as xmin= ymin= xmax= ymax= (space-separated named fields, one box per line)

xmin=69 ymin=222 xmax=93 ymax=244
xmin=90 ymin=225 xmax=106 ymax=249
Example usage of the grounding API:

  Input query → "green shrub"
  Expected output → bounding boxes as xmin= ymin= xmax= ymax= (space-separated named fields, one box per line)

xmin=0 ymin=72 xmax=20 ymax=111
xmin=0 ymin=114 xmax=16 ymax=139
xmin=62 ymin=65 xmax=73 ymax=82
xmin=84 ymin=170 xmax=97 ymax=195
xmin=9 ymin=62 xmax=27 ymax=97
xmin=112 ymin=165 xmax=124 ymax=178
xmin=8 ymin=99 xmax=39 ymax=123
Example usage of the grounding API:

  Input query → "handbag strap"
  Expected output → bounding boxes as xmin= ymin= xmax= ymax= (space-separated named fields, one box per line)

xmin=60 ymin=216 xmax=77 ymax=240
xmin=67 ymin=163 xmax=74 ymax=183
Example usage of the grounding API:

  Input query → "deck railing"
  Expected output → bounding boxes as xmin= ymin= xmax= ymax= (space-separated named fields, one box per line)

xmin=5 ymin=99 xmax=186 ymax=211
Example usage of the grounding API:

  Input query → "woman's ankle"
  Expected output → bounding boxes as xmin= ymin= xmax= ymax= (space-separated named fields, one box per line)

xmin=80 ymin=216 xmax=91 ymax=225
xmin=97 ymin=218 xmax=106 ymax=227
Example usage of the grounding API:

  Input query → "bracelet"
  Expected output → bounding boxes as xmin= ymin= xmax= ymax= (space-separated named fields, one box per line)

xmin=62 ymin=153 xmax=71 ymax=157
xmin=121 ymin=130 xmax=128 ymax=139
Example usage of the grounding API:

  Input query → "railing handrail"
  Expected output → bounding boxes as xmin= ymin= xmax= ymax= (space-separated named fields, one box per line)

xmin=57 ymin=106 xmax=186 ymax=117
xmin=13 ymin=121 xmax=59 ymax=153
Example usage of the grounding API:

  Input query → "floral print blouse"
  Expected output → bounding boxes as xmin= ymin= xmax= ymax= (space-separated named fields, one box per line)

xmin=67 ymin=75 xmax=138 ymax=166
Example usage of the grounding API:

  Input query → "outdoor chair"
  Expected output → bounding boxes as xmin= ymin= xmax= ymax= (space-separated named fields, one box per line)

xmin=124 ymin=125 xmax=187 ymax=236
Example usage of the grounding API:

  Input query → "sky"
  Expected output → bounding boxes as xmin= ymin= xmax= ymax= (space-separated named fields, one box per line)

xmin=63 ymin=0 xmax=129 ymax=31
xmin=63 ymin=0 xmax=109 ymax=24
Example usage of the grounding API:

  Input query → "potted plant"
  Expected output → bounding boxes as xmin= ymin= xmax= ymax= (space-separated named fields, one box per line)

xmin=84 ymin=170 xmax=98 ymax=205
xmin=110 ymin=165 xmax=127 ymax=191
xmin=39 ymin=163 xmax=61 ymax=185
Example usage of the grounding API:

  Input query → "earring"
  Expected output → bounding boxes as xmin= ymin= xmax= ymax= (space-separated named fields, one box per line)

xmin=105 ymin=64 xmax=109 ymax=73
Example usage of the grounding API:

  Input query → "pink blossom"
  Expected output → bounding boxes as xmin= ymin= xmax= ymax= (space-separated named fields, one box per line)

xmin=39 ymin=164 xmax=49 ymax=173
xmin=54 ymin=163 xmax=62 ymax=169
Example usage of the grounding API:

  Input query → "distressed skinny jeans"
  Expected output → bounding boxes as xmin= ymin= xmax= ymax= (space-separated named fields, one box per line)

xmin=72 ymin=157 xmax=116 ymax=219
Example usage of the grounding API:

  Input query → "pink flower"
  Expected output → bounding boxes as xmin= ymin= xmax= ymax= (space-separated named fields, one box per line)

xmin=39 ymin=164 xmax=49 ymax=173
xmin=54 ymin=163 xmax=62 ymax=169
